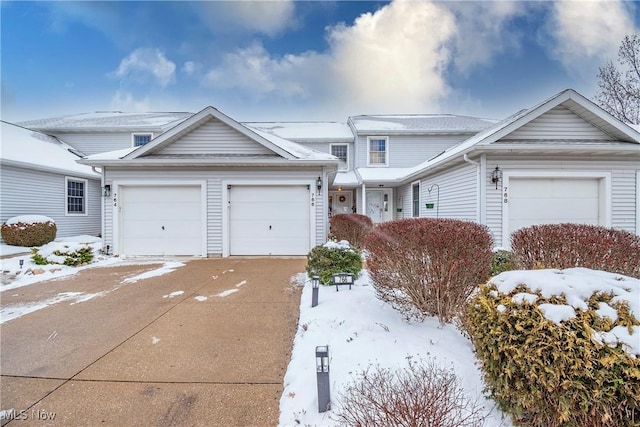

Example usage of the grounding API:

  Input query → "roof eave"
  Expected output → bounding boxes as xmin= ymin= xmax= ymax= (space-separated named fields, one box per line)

xmin=77 ymin=158 xmax=339 ymax=167
xmin=0 ymin=158 xmax=100 ymax=179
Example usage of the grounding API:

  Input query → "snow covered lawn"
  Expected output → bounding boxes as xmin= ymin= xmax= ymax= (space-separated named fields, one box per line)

xmin=279 ymin=266 xmax=639 ymax=426
xmin=279 ymin=271 xmax=511 ymax=426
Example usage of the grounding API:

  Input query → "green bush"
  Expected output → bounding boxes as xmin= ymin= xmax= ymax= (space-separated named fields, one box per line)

xmin=306 ymin=241 xmax=362 ymax=285
xmin=1 ymin=216 xmax=57 ymax=247
xmin=465 ymin=269 xmax=640 ymax=426
xmin=32 ymin=243 xmax=94 ymax=266
xmin=490 ymin=249 xmax=516 ymax=276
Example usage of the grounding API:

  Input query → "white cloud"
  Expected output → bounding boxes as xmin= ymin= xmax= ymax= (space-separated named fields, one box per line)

xmin=110 ymin=90 xmax=150 ymax=112
xmin=203 ymin=0 xmax=526 ymax=118
xmin=112 ymin=48 xmax=176 ymax=87
xmin=195 ymin=0 xmax=296 ymax=37
xmin=547 ymin=1 xmax=638 ymax=78
xmin=182 ymin=61 xmax=201 ymax=76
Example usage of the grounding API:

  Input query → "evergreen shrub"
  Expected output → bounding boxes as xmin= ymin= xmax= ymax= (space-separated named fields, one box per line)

xmin=466 ymin=269 xmax=640 ymax=426
xmin=306 ymin=241 xmax=362 ymax=285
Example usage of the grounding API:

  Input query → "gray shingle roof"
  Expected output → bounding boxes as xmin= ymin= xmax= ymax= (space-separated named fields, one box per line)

xmin=17 ymin=111 xmax=193 ymax=132
xmin=350 ymin=114 xmax=497 ymax=133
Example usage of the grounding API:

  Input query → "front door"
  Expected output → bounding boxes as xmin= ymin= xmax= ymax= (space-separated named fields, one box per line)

xmin=330 ymin=191 xmax=353 ymax=216
xmin=366 ymin=190 xmax=384 ymax=223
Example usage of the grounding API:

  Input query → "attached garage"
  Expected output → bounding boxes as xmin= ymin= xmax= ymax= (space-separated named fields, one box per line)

xmin=506 ymin=175 xmax=608 ymax=237
xmin=227 ymin=185 xmax=311 ymax=256
xmin=118 ymin=184 xmax=205 ymax=256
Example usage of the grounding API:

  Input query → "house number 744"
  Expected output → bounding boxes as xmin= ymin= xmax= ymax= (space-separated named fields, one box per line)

xmin=503 ymin=187 xmax=508 ymax=203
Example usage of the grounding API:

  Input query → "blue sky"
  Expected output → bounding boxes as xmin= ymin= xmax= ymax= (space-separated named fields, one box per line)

xmin=2 ymin=1 xmax=639 ymax=123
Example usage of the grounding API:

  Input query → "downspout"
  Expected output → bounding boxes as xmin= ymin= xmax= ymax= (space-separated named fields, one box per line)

xmin=463 ymin=154 xmax=482 ymax=223
xmin=92 ymin=166 xmax=106 ymax=250
xmin=361 ymin=183 xmax=367 ymax=216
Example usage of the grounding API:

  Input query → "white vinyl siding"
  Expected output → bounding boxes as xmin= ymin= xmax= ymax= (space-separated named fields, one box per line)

xmin=501 ymin=105 xmax=612 ymax=140
xmin=357 ymin=134 xmax=469 ymax=168
xmin=419 ymin=164 xmax=477 ymax=220
xmin=156 ymin=118 xmax=274 ymax=155
xmin=46 ymin=132 xmax=137 ymax=156
xmin=0 ymin=165 xmax=100 ymax=241
xmin=104 ymin=167 xmax=326 ymax=257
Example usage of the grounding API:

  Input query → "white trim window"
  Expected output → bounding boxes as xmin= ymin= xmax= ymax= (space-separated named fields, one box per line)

xmin=330 ymin=143 xmax=349 ymax=171
xmin=367 ymin=136 xmax=388 ymax=166
xmin=66 ymin=177 xmax=87 ymax=215
xmin=132 ymin=133 xmax=153 ymax=147
xmin=412 ymin=182 xmax=420 ymax=217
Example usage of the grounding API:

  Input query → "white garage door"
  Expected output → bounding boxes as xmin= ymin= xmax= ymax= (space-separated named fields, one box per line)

xmin=229 ymin=185 xmax=310 ymax=255
xmin=508 ymin=177 xmax=600 ymax=235
xmin=120 ymin=185 xmax=203 ymax=256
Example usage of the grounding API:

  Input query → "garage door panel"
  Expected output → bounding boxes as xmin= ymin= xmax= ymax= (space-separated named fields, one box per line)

xmin=120 ymin=185 xmax=203 ymax=256
xmin=508 ymin=178 xmax=601 ymax=236
xmin=229 ymin=185 xmax=310 ymax=255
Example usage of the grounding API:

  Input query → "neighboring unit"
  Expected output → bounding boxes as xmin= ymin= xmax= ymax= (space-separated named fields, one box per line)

xmin=0 ymin=121 xmax=101 ymax=240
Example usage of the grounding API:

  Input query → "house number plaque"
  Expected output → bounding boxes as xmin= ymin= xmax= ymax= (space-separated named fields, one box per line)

xmin=503 ymin=187 xmax=508 ymax=204
xmin=113 ymin=193 xmax=118 ymax=207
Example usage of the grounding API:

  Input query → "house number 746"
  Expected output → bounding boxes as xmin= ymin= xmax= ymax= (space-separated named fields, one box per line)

xmin=503 ymin=187 xmax=508 ymax=203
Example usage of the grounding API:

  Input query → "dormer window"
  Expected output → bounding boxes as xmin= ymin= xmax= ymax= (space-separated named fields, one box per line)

xmin=133 ymin=133 xmax=153 ymax=147
xmin=331 ymin=143 xmax=349 ymax=171
xmin=367 ymin=136 xmax=388 ymax=166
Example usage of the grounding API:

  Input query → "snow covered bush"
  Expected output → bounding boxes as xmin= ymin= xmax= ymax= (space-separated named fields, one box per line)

xmin=365 ymin=218 xmax=493 ymax=323
xmin=329 ymin=213 xmax=373 ymax=249
xmin=466 ymin=269 xmax=640 ymax=426
xmin=511 ymin=223 xmax=640 ymax=278
xmin=306 ymin=240 xmax=362 ymax=285
xmin=334 ymin=359 xmax=483 ymax=427
xmin=32 ymin=242 xmax=93 ymax=266
xmin=1 ymin=215 xmax=57 ymax=247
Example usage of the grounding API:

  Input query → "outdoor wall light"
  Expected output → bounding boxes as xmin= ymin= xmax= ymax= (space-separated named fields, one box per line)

xmin=316 ymin=176 xmax=323 ymax=191
xmin=103 ymin=185 xmax=111 ymax=197
xmin=491 ymin=166 xmax=502 ymax=190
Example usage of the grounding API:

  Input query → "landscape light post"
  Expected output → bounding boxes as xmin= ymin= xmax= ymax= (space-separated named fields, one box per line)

xmin=315 ymin=345 xmax=330 ymax=412
xmin=311 ymin=276 xmax=319 ymax=307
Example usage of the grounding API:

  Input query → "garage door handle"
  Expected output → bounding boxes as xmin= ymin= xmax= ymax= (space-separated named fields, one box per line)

xmin=269 ymin=225 xmax=272 ymax=230
xmin=162 ymin=226 xmax=165 ymax=230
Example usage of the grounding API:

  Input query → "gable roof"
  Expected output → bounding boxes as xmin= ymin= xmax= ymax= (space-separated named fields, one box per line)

xmin=79 ymin=106 xmax=337 ymax=166
xmin=349 ymin=114 xmax=496 ymax=134
xmin=17 ymin=111 xmax=192 ymax=132
xmin=0 ymin=121 xmax=99 ymax=179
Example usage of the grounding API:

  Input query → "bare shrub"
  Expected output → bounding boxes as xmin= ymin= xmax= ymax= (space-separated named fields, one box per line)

xmin=334 ymin=360 xmax=484 ymax=427
xmin=511 ymin=223 xmax=640 ymax=278
xmin=1 ymin=216 xmax=57 ymax=247
xmin=365 ymin=218 xmax=493 ymax=323
xmin=330 ymin=213 xmax=373 ymax=249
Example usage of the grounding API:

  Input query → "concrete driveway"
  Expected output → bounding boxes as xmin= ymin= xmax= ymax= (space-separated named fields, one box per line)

xmin=0 ymin=258 xmax=306 ymax=426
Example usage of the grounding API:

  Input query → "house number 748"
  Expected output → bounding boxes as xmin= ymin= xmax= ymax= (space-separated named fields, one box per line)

xmin=503 ymin=187 xmax=508 ymax=203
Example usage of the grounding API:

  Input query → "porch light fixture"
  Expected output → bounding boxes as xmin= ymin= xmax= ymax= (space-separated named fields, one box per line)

xmin=316 ymin=176 xmax=323 ymax=191
xmin=491 ymin=166 xmax=502 ymax=190
xmin=103 ymin=185 xmax=111 ymax=197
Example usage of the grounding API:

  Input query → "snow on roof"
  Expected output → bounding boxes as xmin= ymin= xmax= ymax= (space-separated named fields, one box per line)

xmin=0 ymin=121 xmax=99 ymax=178
xmin=249 ymin=127 xmax=338 ymax=161
xmin=244 ymin=122 xmax=353 ymax=141
xmin=83 ymin=146 xmax=139 ymax=161
xmin=332 ymin=171 xmax=360 ymax=186
xmin=17 ymin=111 xmax=192 ymax=131
xmin=350 ymin=114 xmax=497 ymax=133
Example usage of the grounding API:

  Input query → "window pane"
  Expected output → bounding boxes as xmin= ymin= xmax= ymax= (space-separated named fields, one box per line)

xmin=369 ymin=138 xmax=387 ymax=165
xmin=134 ymin=134 xmax=152 ymax=146
xmin=331 ymin=145 xmax=348 ymax=170
xmin=67 ymin=180 xmax=85 ymax=214
xmin=412 ymin=184 xmax=419 ymax=217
